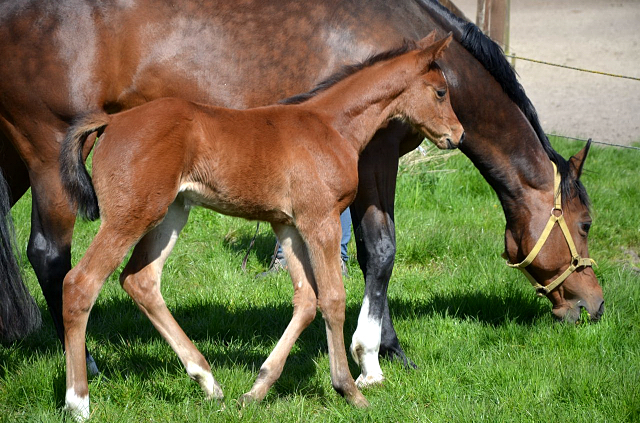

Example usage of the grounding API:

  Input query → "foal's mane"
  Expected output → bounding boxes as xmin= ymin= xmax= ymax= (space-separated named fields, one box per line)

xmin=280 ymin=40 xmax=418 ymax=105
xmin=418 ymin=0 xmax=589 ymax=208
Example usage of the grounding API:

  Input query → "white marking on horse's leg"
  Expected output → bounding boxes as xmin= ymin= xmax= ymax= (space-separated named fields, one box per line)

xmin=65 ymin=388 xmax=90 ymax=422
xmin=186 ymin=362 xmax=223 ymax=400
xmin=350 ymin=297 xmax=385 ymax=387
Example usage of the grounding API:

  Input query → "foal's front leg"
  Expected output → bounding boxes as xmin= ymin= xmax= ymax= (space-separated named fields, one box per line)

xmin=300 ymin=217 xmax=368 ymax=407
xmin=119 ymin=200 xmax=223 ymax=401
xmin=240 ymin=224 xmax=318 ymax=404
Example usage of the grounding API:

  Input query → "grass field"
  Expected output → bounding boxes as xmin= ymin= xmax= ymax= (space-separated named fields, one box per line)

xmin=1 ymin=138 xmax=638 ymax=422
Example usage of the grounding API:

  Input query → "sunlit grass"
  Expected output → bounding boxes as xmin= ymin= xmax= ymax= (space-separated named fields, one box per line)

xmin=1 ymin=138 xmax=638 ymax=422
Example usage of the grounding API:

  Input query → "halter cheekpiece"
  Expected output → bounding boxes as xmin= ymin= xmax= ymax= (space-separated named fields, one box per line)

xmin=504 ymin=162 xmax=595 ymax=297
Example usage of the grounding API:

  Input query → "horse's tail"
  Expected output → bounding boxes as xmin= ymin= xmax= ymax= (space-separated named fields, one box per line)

xmin=0 ymin=169 xmax=42 ymax=342
xmin=60 ymin=113 xmax=111 ymax=221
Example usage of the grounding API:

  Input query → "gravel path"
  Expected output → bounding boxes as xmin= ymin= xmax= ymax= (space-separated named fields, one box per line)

xmin=454 ymin=0 xmax=640 ymax=146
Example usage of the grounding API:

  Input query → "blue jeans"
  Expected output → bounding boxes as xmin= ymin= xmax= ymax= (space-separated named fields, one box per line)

xmin=276 ymin=209 xmax=352 ymax=262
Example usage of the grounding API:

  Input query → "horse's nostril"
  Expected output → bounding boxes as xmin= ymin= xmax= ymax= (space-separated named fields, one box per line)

xmin=446 ymin=138 xmax=454 ymax=149
xmin=593 ymin=301 xmax=605 ymax=321
xmin=459 ymin=131 xmax=466 ymax=145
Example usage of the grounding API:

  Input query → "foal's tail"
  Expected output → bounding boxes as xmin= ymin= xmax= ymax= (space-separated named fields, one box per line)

xmin=0 ymin=169 xmax=42 ymax=342
xmin=60 ymin=113 xmax=111 ymax=221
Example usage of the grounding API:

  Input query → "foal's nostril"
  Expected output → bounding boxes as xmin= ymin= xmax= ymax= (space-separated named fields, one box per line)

xmin=459 ymin=131 xmax=466 ymax=146
xmin=446 ymin=138 xmax=454 ymax=149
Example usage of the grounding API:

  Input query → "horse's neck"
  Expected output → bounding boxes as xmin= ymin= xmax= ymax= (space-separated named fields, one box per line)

xmin=305 ymin=67 xmax=405 ymax=154
xmin=464 ymin=125 xmax=554 ymax=224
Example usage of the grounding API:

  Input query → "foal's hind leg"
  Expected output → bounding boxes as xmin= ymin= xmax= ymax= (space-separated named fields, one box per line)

xmin=63 ymin=225 xmax=142 ymax=420
xmin=119 ymin=200 xmax=223 ymax=401
xmin=240 ymin=223 xmax=318 ymax=404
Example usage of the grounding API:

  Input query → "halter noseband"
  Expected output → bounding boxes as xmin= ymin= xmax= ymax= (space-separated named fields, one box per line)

xmin=504 ymin=162 xmax=595 ymax=297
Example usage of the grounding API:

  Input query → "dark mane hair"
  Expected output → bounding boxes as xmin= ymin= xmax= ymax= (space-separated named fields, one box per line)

xmin=459 ymin=23 xmax=589 ymax=208
xmin=416 ymin=0 xmax=589 ymax=207
xmin=280 ymin=39 xmax=418 ymax=105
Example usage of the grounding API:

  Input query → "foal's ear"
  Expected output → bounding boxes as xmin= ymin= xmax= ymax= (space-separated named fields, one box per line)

xmin=569 ymin=139 xmax=592 ymax=180
xmin=416 ymin=30 xmax=438 ymax=49
xmin=418 ymin=32 xmax=453 ymax=65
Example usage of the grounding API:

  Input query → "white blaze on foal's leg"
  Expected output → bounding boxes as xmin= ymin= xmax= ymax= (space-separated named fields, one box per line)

xmin=350 ymin=297 xmax=385 ymax=387
xmin=186 ymin=361 xmax=222 ymax=399
xmin=65 ymin=388 xmax=90 ymax=421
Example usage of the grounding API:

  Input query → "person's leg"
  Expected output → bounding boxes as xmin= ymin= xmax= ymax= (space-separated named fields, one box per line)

xmin=263 ymin=209 xmax=351 ymax=276
xmin=340 ymin=209 xmax=351 ymax=262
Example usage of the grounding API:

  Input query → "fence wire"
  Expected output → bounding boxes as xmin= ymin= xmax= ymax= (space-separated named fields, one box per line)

xmin=503 ymin=52 xmax=639 ymax=150
xmin=506 ymin=54 xmax=640 ymax=82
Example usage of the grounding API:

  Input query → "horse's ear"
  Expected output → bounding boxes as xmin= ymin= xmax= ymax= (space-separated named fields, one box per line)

xmin=416 ymin=30 xmax=438 ymax=49
xmin=418 ymin=32 xmax=453 ymax=65
xmin=569 ymin=139 xmax=592 ymax=180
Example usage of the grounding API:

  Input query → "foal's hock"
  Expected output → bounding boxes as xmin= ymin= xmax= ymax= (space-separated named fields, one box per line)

xmin=59 ymin=32 xmax=461 ymax=420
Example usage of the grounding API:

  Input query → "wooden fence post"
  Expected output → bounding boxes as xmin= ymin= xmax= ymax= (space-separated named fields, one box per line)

xmin=476 ymin=0 xmax=510 ymax=54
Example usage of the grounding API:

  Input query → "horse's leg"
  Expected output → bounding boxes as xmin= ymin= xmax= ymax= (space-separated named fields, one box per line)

xmin=0 ymin=131 xmax=30 ymax=205
xmin=349 ymin=123 xmax=418 ymax=387
xmin=119 ymin=200 xmax=223 ymax=401
xmin=63 ymin=224 xmax=141 ymax=421
xmin=299 ymin=216 xmax=368 ymax=407
xmin=240 ymin=223 xmax=318 ymax=404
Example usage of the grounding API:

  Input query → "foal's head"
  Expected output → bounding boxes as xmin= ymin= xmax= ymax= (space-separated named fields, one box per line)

xmin=394 ymin=32 xmax=464 ymax=150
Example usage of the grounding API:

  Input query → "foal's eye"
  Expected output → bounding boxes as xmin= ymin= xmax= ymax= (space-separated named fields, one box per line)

xmin=436 ymin=88 xmax=447 ymax=98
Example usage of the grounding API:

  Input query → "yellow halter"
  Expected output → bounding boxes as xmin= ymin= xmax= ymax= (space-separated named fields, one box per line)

xmin=504 ymin=162 xmax=596 ymax=297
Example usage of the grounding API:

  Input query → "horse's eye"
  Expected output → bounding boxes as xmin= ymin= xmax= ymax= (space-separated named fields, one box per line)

xmin=580 ymin=221 xmax=592 ymax=235
xmin=436 ymin=89 xmax=447 ymax=98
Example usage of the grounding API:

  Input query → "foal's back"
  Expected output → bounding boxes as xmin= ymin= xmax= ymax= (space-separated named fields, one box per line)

xmin=92 ymin=98 xmax=357 ymax=224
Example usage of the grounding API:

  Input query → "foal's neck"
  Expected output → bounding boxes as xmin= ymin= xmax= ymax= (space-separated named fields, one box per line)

xmin=304 ymin=64 xmax=408 ymax=154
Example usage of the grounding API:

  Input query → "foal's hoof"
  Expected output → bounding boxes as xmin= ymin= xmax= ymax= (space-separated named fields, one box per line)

xmin=238 ymin=392 xmax=259 ymax=407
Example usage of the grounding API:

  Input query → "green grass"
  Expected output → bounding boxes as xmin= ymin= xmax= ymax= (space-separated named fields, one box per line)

xmin=1 ymin=138 xmax=639 ymax=422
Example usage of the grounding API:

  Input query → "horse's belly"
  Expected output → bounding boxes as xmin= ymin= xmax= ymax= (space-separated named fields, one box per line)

xmin=178 ymin=181 xmax=293 ymax=224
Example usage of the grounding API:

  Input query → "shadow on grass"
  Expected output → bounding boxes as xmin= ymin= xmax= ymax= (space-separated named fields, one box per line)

xmin=1 ymin=231 xmax=550 ymax=408
xmin=4 ymin=284 xmax=548 ymax=359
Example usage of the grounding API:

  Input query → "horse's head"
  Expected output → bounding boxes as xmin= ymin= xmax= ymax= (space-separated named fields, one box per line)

xmin=503 ymin=142 xmax=604 ymax=323
xmin=396 ymin=31 xmax=464 ymax=150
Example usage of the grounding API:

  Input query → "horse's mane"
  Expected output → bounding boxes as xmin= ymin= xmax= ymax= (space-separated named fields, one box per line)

xmin=280 ymin=40 xmax=418 ymax=105
xmin=417 ymin=0 xmax=589 ymax=208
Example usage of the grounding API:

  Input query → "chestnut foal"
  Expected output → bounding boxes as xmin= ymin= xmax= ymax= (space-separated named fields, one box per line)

xmin=59 ymin=32 xmax=462 ymax=420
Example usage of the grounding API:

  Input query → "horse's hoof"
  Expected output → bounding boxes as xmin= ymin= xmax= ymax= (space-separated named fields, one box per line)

xmin=347 ymin=391 xmax=370 ymax=408
xmin=355 ymin=372 xmax=385 ymax=388
xmin=86 ymin=354 xmax=99 ymax=377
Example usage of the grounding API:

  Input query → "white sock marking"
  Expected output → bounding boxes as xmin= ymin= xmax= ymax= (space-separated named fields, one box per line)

xmin=350 ymin=297 xmax=384 ymax=387
xmin=65 ymin=388 xmax=90 ymax=422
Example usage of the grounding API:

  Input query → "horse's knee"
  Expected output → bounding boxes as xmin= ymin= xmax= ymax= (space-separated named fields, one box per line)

xmin=361 ymin=236 xmax=395 ymax=283
xmin=318 ymin=289 xmax=346 ymax=322
xmin=62 ymin=270 xmax=95 ymax=325
xmin=26 ymin=231 xmax=72 ymax=290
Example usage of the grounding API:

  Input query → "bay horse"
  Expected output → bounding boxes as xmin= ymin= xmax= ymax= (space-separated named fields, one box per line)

xmin=0 ymin=0 xmax=603 ymax=390
xmin=58 ymin=34 xmax=461 ymax=419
